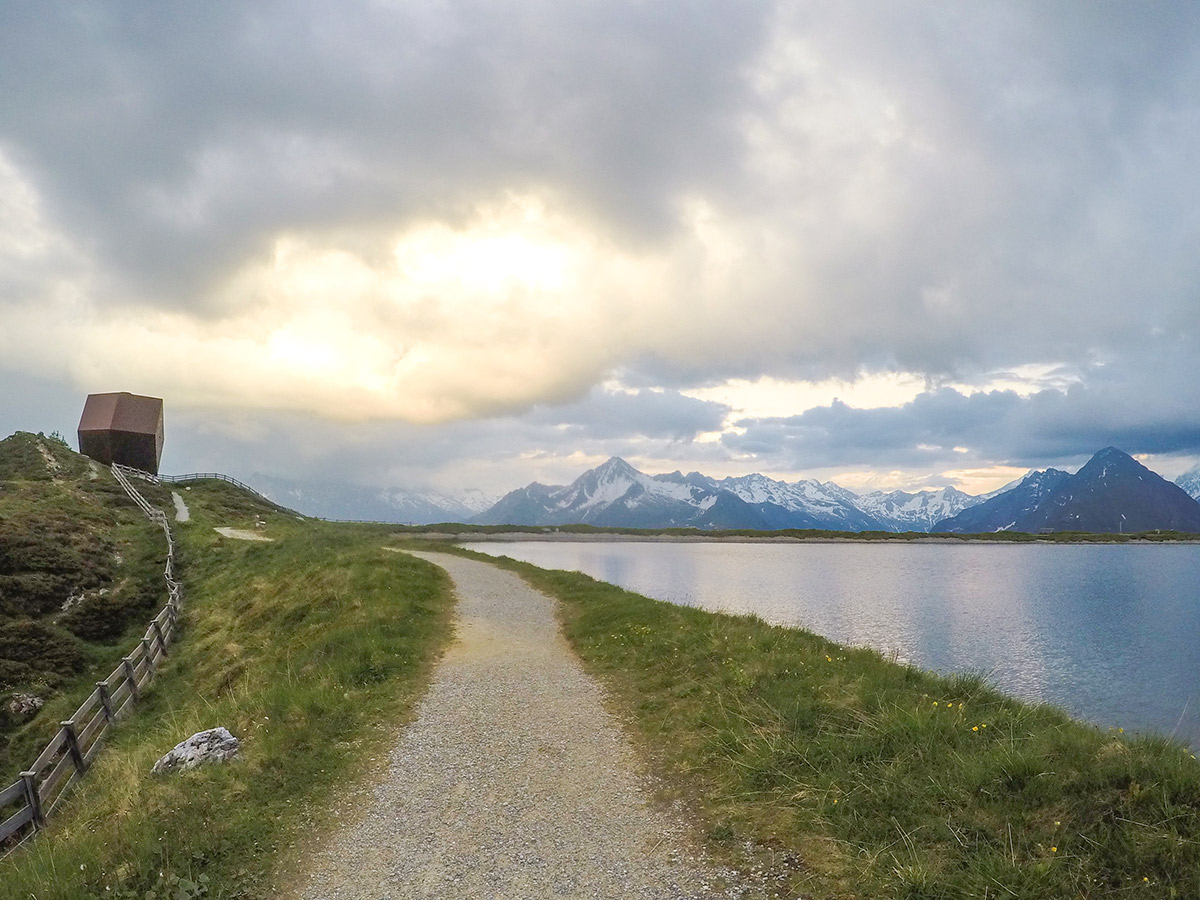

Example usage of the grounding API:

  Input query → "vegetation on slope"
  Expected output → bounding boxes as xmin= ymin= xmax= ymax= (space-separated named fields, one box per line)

xmin=468 ymin=551 xmax=1200 ymax=899
xmin=0 ymin=432 xmax=167 ymax=780
xmin=0 ymin=455 xmax=455 ymax=898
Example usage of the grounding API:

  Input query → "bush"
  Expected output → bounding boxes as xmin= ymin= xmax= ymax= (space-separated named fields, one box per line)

xmin=0 ymin=620 xmax=84 ymax=681
xmin=61 ymin=582 xmax=161 ymax=642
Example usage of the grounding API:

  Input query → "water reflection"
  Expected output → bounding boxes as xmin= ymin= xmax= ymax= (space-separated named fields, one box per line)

xmin=464 ymin=540 xmax=1200 ymax=747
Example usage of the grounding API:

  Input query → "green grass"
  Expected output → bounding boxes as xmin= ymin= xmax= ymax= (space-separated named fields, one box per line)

xmin=462 ymin=551 xmax=1200 ymax=899
xmin=0 ymin=485 xmax=454 ymax=899
xmin=0 ymin=433 xmax=169 ymax=780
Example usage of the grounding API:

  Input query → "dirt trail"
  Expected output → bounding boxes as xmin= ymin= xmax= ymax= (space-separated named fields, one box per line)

xmin=287 ymin=551 xmax=748 ymax=900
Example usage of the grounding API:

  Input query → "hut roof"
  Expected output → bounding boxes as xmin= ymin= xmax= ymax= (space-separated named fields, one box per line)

xmin=78 ymin=392 xmax=163 ymax=436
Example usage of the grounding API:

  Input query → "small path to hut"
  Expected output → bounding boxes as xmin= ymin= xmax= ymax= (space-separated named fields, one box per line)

xmin=171 ymin=491 xmax=190 ymax=522
xmin=288 ymin=551 xmax=750 ymax=900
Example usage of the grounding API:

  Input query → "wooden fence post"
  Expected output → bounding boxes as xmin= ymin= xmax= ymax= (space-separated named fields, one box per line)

xmin=61 ymin=721 xmax=86 ymax=774
xmin=123 ymin=657 xmax=140 ymax=702
xmin=142 ymin=638 xmax=156 ymax=676
xmin=152 ymin=620 xmax=168 ymax=656
xmin=96 ymin=682 xmax=115 ymax=723
xmin=19 ymin=771 xmax=44 ymax=831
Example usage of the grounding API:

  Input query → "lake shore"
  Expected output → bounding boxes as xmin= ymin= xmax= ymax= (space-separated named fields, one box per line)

xmin=403 ymin=528 xmax=1200 ymax=545
xmin=445 ymin=547 xmax=1200 ymax=898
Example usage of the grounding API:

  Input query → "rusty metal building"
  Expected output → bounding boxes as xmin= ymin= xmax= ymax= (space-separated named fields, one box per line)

xmin=77 ymin=392 xmax=165 ymax=474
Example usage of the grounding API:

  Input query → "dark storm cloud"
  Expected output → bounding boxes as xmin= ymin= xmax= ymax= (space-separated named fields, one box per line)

xmin=0 ymin=0 xmax=767 ymax=307
xmin=3 ymin=2 xmax=1200 ymax=488
xmin=726 ymin=352 xmax=1200 ymax=476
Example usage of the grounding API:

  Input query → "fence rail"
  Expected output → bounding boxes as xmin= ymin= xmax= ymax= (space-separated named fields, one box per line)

xmin=158 ymin=472 xmax=297 ymax=515
xmin=1 ymin=465 xmax=182 ymax=853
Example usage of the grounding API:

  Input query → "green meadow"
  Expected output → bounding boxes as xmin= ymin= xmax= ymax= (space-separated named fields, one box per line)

xmin=0 ymin=473 xmax=454 ymax=899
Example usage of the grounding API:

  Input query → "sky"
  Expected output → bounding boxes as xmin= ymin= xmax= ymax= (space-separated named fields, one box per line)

xmin=2 ymin=2 xmax=1200 ymax=500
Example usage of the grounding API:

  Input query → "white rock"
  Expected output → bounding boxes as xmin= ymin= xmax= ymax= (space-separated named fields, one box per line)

xmin=5 ymin=692 xmax=44 ymax=718
xmin=152 ymin=727 xmax=240 ymax=774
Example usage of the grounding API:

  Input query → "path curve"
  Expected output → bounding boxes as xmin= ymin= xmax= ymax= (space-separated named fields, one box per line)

xmin=290 ymin=551 xmax=747 ymax=899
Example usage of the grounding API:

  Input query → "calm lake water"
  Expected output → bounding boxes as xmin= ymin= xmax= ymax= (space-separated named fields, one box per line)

xmin=462 ymin=540 xmax=1200 ymax=747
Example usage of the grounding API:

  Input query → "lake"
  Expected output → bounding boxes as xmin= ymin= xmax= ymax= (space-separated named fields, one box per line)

xmin=461 ymin=540 xmax=1200 ymax=748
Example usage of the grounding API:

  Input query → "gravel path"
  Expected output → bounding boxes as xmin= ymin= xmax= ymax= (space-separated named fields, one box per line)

xmin=289 ymin=551 xmax=750 ymax=900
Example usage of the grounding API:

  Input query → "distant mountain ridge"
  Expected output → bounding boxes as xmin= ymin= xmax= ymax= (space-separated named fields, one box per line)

xmin=247 ymin=474 xmax=496 ymax=524
xmin=242 ymin=448 xmax=1200 ymax=533
xmin=474 ymin=457 xmax=995 ymax=532
xmin=934 ymin=448 xmax=1200 ymax=534
xmin=476 ymin=448 xmax=1200 ymax=534
xmin=1176 ymin=465 xmax=1200 ymax=501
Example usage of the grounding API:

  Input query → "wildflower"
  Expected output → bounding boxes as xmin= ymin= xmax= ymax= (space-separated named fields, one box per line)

xmin=981 ymin=723 xmax=987 ymax=729
xmin=1054 ymin=821 xmax=1061 ymax=827
xmin=1144 ymin=877 xmax=1150 ymax=883
xmin=1051 ymin=846 xmax=1057 ymax=853
xmin=933 ymin=702 xmax=938 ymax=707
xmin=972 ymin=726 xmax=979 ymax=732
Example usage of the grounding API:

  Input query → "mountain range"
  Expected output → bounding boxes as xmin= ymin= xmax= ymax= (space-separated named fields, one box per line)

xmin=248 ymin=448 xmax=1200 ymax=534
xmin=932 ymin=447 xmax=1200 ymax=534
xmin=474 ymin=448 xmax=1200 ymax=534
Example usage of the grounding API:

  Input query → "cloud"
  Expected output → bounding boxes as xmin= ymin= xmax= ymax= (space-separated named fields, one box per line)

xmin=3 ymin=2 xmax=1200 ymax=491
xmin=725 ymin=350 xmax=1200 ymax=479
xmin=525 ymin=385 xmax=730 ymax=442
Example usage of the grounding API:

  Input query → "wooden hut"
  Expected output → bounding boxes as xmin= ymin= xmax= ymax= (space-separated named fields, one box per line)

xmin=77 ymin=392 xmax=165 ymax=474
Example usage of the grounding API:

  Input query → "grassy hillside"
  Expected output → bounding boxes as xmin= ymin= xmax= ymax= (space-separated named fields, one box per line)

xmin=0 ymin=432 xmax=169 ymax=780
xmin=455 ymin=549 xmax=1200 ymax=899
xmin=0 ymin=442 xmax=455 ymax=899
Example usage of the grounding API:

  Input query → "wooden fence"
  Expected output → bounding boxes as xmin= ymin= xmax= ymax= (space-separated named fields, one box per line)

xmin=0 ymin=464 xmax=181 ymax=853
xmin=159 ymin=472 xmax=296 ymax=515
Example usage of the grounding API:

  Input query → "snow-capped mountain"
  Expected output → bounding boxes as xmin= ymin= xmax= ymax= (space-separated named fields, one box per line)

xmin=247 ymin=475 xmax=496 ymax=524
xmin=930 ymin=468 xmax=1071 ymax=533
xmin=1176 ymin=465 xmax=1200 ymax=501
xmin=855 ymin=486 xmax=983 ymax=532
xmin=243 ymin=449 xmax=1200 ymax=533
xmin=477 ymin=458 xmax=985 ymax=531
xmin=701 ymin=472 xmax=886 ymax=531
xmin=474 ymin=457 xmax=760 ymax=529
xmin=934 ymin=448 xmax=1200 ymax=534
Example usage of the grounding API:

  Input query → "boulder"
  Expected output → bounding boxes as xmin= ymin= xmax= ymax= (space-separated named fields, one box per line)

xmin=5 ymin=692 xmax=44 ymax=719
xmin=152 ymin=727 xmax=240 ymax=774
